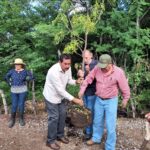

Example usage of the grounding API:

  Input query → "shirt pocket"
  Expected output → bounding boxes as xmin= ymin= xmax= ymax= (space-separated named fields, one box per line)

xmin=105 ymin=76 xmax=117 ymax=87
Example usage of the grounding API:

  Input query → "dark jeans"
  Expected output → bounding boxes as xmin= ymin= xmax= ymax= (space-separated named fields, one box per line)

xmin=45 ymin=99 xmax=66 ymax=144
xmin=11 ymin=92 xmax=27 ymax=113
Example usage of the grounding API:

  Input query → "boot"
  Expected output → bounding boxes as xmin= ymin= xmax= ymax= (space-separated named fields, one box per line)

xmin=8 ymin=112 xmax=16 ymax=128
xmin=19 ymin=112 xmax=25 ymax=126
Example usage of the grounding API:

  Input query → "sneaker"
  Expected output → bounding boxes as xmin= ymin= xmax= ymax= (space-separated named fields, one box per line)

xmin=86 ymin=139 xmax=99 ymax=146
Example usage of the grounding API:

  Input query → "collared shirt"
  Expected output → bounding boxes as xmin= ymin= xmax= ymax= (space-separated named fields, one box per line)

xmin=43 ymin=63 xmax=76 ymax=104
xmin=80 ymin=65 xmax=130 ymax=102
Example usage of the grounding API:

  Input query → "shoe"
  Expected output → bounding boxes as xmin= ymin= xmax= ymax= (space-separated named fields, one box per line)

xmin=19 ymin=112 xmax=25 ymax=126
xmin=57 ymin=137 xmax=69 ymax=144
xmin=19 ymin=118 xmax=25 ymax=126
xmin=46 ymin=143 xmax=60 ymax=150
xmin=8 ymin=112 xmax=16 ymax=128
xmin=86 ymin=139 xmax=99 ymax=146
xmin=84 ymin=134 xmax=92 ymax=141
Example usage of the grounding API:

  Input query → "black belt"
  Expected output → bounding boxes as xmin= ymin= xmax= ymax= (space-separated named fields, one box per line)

xmin=98 ymin=96 xmax=111 ymax=100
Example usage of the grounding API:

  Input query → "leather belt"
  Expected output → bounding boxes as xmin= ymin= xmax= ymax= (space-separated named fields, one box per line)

xmin=98 ymin=96 xmax=110 ymax=100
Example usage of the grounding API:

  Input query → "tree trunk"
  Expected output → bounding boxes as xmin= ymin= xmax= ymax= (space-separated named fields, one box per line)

xmin=31 ymin=70 xmax=37 ymax=115
xmin=140 ymin=121 xmax=150 ymax=150
xmin=0 ymin=89 xmax=8 ymax=115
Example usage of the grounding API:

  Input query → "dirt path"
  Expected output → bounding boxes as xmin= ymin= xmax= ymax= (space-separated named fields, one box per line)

xmin=0 ymin=114 xmax=149 ymax=150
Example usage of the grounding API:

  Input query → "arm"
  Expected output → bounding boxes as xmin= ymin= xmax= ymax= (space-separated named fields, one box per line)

xmin=50 ymin=72 xmax=83 ymax=106
xmin=68 ymin=68 xmax=83 ymax=85
xmin=26 ymin=70 xmax=34 ymax=81
xmin=117 ymin=69 xmax=130 ymax=108
xmin=4 ymin=70 xmax=12 ymax=86
xmin=67 ymin=68 xmax=76 ymax=85
xmin=79 ymin=67 xmax=97 ymax=97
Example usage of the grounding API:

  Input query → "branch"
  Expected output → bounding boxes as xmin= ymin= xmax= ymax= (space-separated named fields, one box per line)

xmin=77 ymin=36 xmax=85 ymax=42
xmin=139 ymin=7 xmax=150 ymax=22
xmin=77 ymin=45 xmax=83 ymax=53
xmin=75 ymin=52 xmax=82 ymax=57
xmin=66 ymin=14 xmax=73 ymax=30
xmin=0 ymin=89 xmax=8 ymax=115
xmin=83 ymin=32 xmax=88 ymax=51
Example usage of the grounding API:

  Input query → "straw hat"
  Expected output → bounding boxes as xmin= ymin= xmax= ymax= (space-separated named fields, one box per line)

xmin=12 ymin=58 xmax=26 ymax=65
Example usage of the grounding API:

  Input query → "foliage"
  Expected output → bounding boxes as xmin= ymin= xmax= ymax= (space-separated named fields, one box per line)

xmin=0 ymin=0 xmax=149 ymax=116
xmin=0 ymin=0 xmax=59 ymax=103
xmin=67 ymin=85 xmax=80 ymax=97
xmin=32 ymin=0 xmax=107 ymax=55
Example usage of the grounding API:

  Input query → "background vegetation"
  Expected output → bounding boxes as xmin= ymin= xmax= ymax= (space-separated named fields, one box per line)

xmin=0 ymin=0 xmax=149 ymax=116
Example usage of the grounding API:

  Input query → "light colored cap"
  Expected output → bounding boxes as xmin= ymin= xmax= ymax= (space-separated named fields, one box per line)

xmin=97 ymin=54 xmax=112 ymax=68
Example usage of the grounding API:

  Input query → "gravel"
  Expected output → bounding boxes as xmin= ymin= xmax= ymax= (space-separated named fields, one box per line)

xmin=0 ymin=114 xmax=149 ymax=150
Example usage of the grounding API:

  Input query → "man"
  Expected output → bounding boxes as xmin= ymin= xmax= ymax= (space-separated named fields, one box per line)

xmin=78 ymin=50 xmax=98 ymax=140
xmin=43 ymin=54 xmax=83 ymax=150
xmin=79 ymin=54 xmax=130 ymax=150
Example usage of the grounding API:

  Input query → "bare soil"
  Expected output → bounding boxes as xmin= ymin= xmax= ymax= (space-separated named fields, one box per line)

xmin=0 ymin=113 xmax=150 ymax=150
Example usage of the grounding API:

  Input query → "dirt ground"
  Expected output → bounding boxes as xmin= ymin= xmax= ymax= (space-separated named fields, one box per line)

xmin=0 ymin=113 xmax=150 ymax=150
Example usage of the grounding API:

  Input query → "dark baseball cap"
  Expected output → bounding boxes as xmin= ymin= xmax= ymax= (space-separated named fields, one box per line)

xmin=97 ymin=54 xmax=112 ymax=68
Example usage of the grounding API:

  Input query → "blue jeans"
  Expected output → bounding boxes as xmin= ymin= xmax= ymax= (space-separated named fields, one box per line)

xmin=92 ymin=96 xmax=118 ymax=150
xmin=11 ymin=92 xmax=27 ymax=113
xmin=83 ymin=95 xmax=96 ymax=135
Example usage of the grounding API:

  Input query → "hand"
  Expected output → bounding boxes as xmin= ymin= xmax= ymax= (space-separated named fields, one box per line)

xmin=76 ymin=77 xmax=84 ymax=84
xmin=78 ymin=92 xmax=83 ymax=99
xmin=77 ymin=69 xmax=84 ymax=78
xmin=26 ymin=76 xmax=30 ymax=81
xmin=72 ymin=98 xmax=84 ymax=106
xmin=121 ymin=100 xmax=128 ymax=108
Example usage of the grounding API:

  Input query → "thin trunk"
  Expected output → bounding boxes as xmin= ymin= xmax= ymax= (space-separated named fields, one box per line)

xmin=83 ymin=32 xmax=88 ymax=51
xmin=131 ymin=83 xmax=137 ymax=118
xmin=82 ymin=32 xmax=88 ymax=70
xmin=31 ymin=70 xmax=37 ymax=115
xmin=124 ymin=57 xmax=127 ymax=71
xmin=140 ymin=121 xmax=150 ymax=149
xmin=136 ymin=14 xmax=140 ymax=39
xmin=0 ymin=89 xmax=8 ymax=115
xmin=136 ymin=0 xmax=140 ymax=50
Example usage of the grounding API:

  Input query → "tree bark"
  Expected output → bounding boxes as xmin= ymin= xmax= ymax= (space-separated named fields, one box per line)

xmin=31 ymin=70 xmax=37 ymax=115
xmin=0 ymin=89 xmax=8 ymax=115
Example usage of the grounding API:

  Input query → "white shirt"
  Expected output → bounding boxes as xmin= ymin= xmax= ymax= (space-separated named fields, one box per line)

xmin=43 ymin=63 xmax=76 ymax=104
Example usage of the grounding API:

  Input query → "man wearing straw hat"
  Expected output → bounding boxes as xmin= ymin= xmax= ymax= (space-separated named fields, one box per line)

xmin=79 ymin=54 xmax=130 ymax=150
xmin=5 ymin=58 xmax=33 ymax=128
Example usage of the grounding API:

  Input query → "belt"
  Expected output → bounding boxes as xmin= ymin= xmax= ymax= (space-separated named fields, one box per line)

xmin=98 ymin=96 xmax=110 ymax=100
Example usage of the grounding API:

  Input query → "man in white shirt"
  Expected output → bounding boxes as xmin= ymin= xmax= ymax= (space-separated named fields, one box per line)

xmin=43 ymin=54 xmax=83 ymax=150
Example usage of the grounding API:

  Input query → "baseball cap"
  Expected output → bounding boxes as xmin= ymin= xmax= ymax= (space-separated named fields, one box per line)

xmin=97 ymin=54 xmax=112 ymax=68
